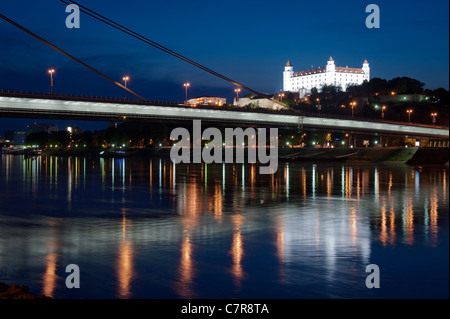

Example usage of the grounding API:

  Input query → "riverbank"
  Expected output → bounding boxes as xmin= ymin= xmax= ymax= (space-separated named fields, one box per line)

xmin=2 ymin=146 xmax=448 ymax=165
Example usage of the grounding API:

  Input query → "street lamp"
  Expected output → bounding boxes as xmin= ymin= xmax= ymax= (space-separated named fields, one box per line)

xmin=122 ymin=76 xmax=129 ymax=98
xmin=279 ymin=92 xmax=285 ymax=103
xmin=406 ymin=109 xmax=413 ymax=123
xmin=234 ymin=88 xmax=241 ymax=103
xmin=431 ymin=112 xmax=437 ymax=125
xmin=48 ymin=69 xmax=55 ymax=94
xmin=350 ymin=101 xmax=357 ymax=118
xmin=381 ymin=105 xmax=386 ymax=119
xmin=183 ymin=82 xmax=190 ymax=104
xmin=316 ymin=98 xmax=321 ymax=112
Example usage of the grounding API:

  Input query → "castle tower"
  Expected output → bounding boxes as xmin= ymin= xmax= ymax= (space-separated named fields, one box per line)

xmin=325 ymin=56 xmax=336 ymax=86
xmin=326 ymin=56 xmax=335 ymax=71
xmin=362 ymin=59 xmax=370 ymax=75
xmin=283 ymin=60 xmax=294 ymax=92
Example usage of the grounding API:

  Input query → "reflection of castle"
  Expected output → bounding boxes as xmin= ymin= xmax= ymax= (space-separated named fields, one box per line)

xmin=283 ymin=57 xmax=370 ymax=95
xmin=279 ymin=204 xmax=371 ymax=282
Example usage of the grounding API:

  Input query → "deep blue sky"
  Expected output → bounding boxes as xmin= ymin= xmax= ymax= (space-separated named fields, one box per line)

xmin=0 ymin=0 xmax=448 ymax=132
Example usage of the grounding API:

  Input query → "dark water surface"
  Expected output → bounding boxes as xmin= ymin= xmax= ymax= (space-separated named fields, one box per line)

xmin=0 ymin=155 xmax=448 ymax=299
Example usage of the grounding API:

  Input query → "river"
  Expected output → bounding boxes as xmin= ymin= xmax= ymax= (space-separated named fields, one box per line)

xmin=0 ymin=155 xmax=448 ymax=298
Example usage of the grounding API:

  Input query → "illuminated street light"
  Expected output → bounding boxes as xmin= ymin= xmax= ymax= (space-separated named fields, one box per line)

xmin=431 ymin=112 xmax=437 ymax=125
xmin=407 ymin=109 xmax=413 ymax=123
xmin=183 ymin=82 xmax=191 ymax=104
xmin=48 ymin=69 xmax=55 ymax=94
xmin=234 ymin=88 xmax=241 ymax=102
xmin=350 ymin=101 xmax=357 ymax=118
xmin=381 ymin=105 xmax=386 ymax=119
xmin=122 ymin=76 xmax=129 ymax=98
xmin=279 ymin=92 xmax=285 ymax=103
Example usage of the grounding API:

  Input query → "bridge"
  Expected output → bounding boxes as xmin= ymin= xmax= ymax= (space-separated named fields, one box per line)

xmin=0 ymin=91 xmax=448 ymax=140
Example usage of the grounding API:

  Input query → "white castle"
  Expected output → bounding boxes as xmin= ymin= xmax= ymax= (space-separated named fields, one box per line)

xmin=283 ymin=57 xmax=370 ymax=95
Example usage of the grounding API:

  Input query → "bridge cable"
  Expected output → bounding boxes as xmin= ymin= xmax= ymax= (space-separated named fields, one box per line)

xmin=0 ymin=13 xmax=149 ymax=101
xmin=60 ymin=1 xmax=261 ymax=95
xmin=59 ymin=0 xmax=297 ymax=112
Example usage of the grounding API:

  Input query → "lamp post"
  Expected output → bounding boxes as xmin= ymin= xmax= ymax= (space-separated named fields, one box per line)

xmin=183 ymin=82 xmax=190 ymax=104
xmin=316 ymin=98 xmax=321 ymax=113
xmin=407 ymin=109 xmax=413 ymax=123
xmin=431 ymin=112 xmax=437 ymax=125
xmin=350 ymin=101 xmax=356 ymax=118
xmin=381 ymin=105 xmax=386 ymax=119
xmin=48 ymin=69 xmax=55 ymax=94
xmin=279 ymin=92 xmax=285 ymax=103
xmin=122 ymin=76 xmax=129 ymax=98
xmin=234 ymin=88 xmax=241 ymax=103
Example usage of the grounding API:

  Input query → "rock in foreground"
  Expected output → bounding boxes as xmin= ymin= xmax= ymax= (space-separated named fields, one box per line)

xmin=0 ymin=282 xmax=52 ymax=299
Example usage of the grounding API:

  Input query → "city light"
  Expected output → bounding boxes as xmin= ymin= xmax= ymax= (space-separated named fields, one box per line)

xmin=431 ymin=112 xmax=438 ymax=125
xmin=407 ymin=109 xmax=413 ymax=123
xmin=48 ymin=68 xmax=55 ymax=94
xmin=122 ymin=76 xmax=130 ymax=98
xmin=350 ymin=101 xmax=357 ymax=118
xmin=183 ymin=82 xmax=190 ymax=103
xmin=234 ymin=88 xmax=241 ymax=102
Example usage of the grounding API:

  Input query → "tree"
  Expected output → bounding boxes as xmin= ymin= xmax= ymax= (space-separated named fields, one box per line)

xmin=388 ymin=77 xmax=424 ymax=94
xmin=25 ymin=132 xmax=49 ymax=146
xmin=368 ymin=78 xmax=389 ymax=95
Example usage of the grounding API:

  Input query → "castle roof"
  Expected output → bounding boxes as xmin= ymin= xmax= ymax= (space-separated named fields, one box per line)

xmin=286 ymin=60 xmax=292 ymax=67
xmin=292 ymin=66 xmax=365 ymax=77
xmin=293 ymin=67 xmax=326 ymax=77
xmin=329 ymin=56 xmax=334 ymax=61
xmin=335 ymin=67 xmax=364 ymax=74
xmin=363 ymin=59 xmax=369 ymax=64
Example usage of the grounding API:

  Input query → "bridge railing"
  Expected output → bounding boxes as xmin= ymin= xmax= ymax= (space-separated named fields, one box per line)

xmin=0 ymin=89 xmax=182 ymax=107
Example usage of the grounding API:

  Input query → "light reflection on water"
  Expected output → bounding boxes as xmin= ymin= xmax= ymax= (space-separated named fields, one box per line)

xmin=0 ymin=154 xmax=448 ymax=299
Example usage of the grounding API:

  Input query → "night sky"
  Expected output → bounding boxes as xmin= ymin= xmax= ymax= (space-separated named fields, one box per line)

xmin=0 ymin=0 xmax=448 ymax=132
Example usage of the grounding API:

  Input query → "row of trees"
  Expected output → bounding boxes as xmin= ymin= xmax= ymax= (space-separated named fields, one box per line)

xmin=271 ymin=77 xmax=449 ymax=126
xmin=25 ymin=123 xmax=169 ymax=148
xmin=346 ymin=77 xmax=426 ymax=96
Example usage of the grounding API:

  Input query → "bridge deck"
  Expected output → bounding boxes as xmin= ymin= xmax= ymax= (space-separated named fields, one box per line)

xmin=0 ymin=92 xmax=448 ymax=139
